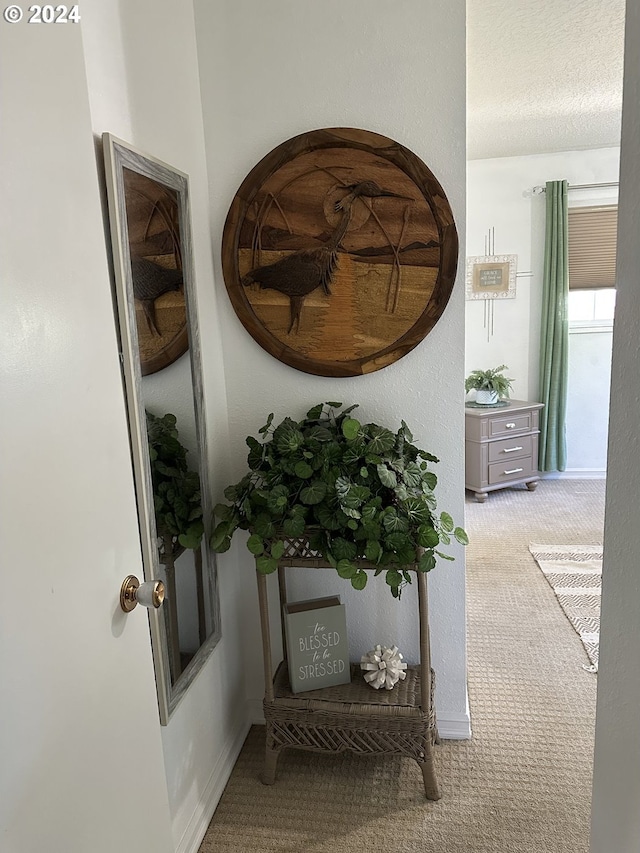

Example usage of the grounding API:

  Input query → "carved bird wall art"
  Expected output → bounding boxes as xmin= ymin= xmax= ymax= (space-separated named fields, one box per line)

xmin=241 ymin=180 xmax=410 ymax=334
xmin=221 ymin=128 xmax=460 ymax=378
xmin=131 ymin=257 xmax=183 ymax=336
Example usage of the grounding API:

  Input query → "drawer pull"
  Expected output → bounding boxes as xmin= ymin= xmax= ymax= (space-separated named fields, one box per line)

xmin=504 ymin=467 xmax=524 ymax=475
xmin=503 ymin=446 xmax=523 ymax=454
xmin=505 ymin=422 xmax=516 ymax=429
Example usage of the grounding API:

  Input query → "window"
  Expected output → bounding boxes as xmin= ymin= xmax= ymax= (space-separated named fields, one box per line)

xmin=568 ymin=205 xmax=617 ymax=330
xmin=568 ymin=288 xmax=616 ymax=330
xmin=568 ymin=205 xmax=618 ymax=290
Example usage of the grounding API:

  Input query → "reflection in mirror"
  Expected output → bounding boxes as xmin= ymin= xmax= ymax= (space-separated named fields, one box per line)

xmin=103 ymin=134 xmax=220 ymax=723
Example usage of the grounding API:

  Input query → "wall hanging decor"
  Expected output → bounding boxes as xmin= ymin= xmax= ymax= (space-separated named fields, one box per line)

xmin=222 ymin=127 xmax=458 ymax=377
xmin=116 ymin=164 xmax=190 ymax=375
xmin=466 ymin=228 xmax=517 ymax=342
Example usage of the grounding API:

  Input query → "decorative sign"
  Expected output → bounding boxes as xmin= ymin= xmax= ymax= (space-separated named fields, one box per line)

xmin=465 ymin=255 xmax=517 ymax=300
xmin=284 ymin=596 xmax=350 ymax=694
xmin=222 ymin=128 xmax=458 ymax=377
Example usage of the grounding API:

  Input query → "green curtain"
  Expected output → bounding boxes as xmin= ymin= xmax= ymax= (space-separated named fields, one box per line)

xmin=538 ymin=180 xmax=569 ymax=471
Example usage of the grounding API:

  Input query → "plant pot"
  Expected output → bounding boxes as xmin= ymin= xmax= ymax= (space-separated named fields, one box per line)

xmin=476 ymin=389 xmax=499 ymax=405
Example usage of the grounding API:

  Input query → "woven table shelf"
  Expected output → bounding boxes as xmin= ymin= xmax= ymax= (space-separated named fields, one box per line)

xmin=256 ymin=540 xmax=441 ymax=800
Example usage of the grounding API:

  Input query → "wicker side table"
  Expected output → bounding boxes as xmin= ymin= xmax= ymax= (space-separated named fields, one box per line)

xmin=256 ymin=539 xmax=441 ymax=800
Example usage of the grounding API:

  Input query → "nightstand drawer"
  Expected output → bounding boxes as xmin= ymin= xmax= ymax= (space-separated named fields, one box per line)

xmin=488 ymin=457 xmax=535 ymax=485
xmin=489 ymin=412 xmax=532 ymax=437
xmin=488 ymin=434 xmax=533 ymax=463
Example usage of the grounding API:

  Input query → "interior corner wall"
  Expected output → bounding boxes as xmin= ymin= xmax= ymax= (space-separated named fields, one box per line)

xmin=80 ymin=3 xmax=248 ymax=851
xmin=590 ymin=1 xmax=640 ymax=849
xmin=466 ymin=148 xmax=619 ymax=471
xmin=194 ymin=0 xmax=469 ymax=737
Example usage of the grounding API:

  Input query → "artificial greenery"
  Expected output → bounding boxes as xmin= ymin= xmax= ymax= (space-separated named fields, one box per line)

xmin=210 ymin=402 xmax=467 ymax=598
xmin=464 ymin=364 xmax=513 ymax=397
xmin=147 ymin=411 xmax=204 ymax=552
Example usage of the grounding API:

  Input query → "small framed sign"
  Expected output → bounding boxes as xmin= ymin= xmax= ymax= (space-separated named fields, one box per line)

xmin=284 ymin=596 xmax=350 ymax=694
xmin=466 ymin=254 xmax=517 ymax=300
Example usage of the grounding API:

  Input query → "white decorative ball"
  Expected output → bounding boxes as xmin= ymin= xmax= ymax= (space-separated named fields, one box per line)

xmin=360 ymin=644 xmax=407 ymax=690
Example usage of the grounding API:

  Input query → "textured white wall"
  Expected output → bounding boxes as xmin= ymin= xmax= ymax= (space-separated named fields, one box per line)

xmin=590 ymin=2 xmax=640 ymax=850
xmin=467 ymin=148 xmax=619 ymax=470
xmin=82 ymin=3 xmax=248 ymax=851
xmin=194 ymin=0 xmax=469 ymax=734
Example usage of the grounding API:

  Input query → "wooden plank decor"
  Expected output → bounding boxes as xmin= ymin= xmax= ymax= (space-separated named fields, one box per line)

xmin=122 ymin=167 xmax=189 ymax=376
xmin=221 ymin=128 xmax=458 ymax=377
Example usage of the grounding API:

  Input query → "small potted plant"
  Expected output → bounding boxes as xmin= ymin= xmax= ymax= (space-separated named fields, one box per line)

xmin=211 ymin=402 xmax=467 ymax=599
xmin=464 ymin=365 xmax=513 ymax=405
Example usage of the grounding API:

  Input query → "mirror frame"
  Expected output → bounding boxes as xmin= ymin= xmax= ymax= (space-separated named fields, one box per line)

xmin=103 ymin=133 xmax=220 ymax=723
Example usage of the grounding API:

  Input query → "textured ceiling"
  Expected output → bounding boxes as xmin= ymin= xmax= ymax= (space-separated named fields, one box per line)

xmin=468 ymin=0 xmax=626 ymax=159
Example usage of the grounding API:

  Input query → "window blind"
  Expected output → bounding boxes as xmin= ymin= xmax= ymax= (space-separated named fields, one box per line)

xmin=568 ymin=205 xmax=618 ymax=289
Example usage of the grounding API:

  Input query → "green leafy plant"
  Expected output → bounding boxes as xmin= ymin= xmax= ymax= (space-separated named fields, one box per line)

xmin=147 ymin=411 xmax=204 ymax=554
xmin=211 ymin=403 xmax=467 ymax=599
xmin=464 ymin=364 xmax=513 ymax=397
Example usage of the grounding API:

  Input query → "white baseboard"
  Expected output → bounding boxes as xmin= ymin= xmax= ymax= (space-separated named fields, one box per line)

xmin=541 ymin=469 xmax=606 ymax=480
xmin=438 ymin=688 xmax=472 ymax=740
xmin=438 ymin=714 xmax=472 ymax=740
xmin=177 ymin=715 xmax=251 ymax=853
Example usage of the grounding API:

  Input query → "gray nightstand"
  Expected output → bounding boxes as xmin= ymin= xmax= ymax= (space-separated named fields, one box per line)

xmin=465 ymin=399 xmax=544 ymax=502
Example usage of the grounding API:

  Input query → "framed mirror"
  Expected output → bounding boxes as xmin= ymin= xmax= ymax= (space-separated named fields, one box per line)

xmin=103 ymin=133 xmax=220 ymax=723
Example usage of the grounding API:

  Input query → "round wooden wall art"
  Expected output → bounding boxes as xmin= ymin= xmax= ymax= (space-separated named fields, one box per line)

xmin=123 ymin=168 xmax=189 ymax=376
xmin=221 ymin=128 xmax=458 ymax=377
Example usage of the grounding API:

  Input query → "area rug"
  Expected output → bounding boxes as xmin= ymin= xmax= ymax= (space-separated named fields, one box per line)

xmin=529 ymin=545 xmax=602 ymax=673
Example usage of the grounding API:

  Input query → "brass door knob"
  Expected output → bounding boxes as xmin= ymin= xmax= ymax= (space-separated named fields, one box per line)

xmin=120 ymin=575 xmax=165 ymax=613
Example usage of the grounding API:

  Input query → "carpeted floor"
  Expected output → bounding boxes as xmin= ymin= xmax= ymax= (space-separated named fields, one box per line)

xmin=200 ymin=478 xmax=605 ymax=853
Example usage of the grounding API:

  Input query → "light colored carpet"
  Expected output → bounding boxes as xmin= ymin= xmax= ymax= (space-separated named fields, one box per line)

xmin=529 ymin=544 xmax=602 ymax=672
xmin=200 ymin=479 xmax=605 ymax=853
